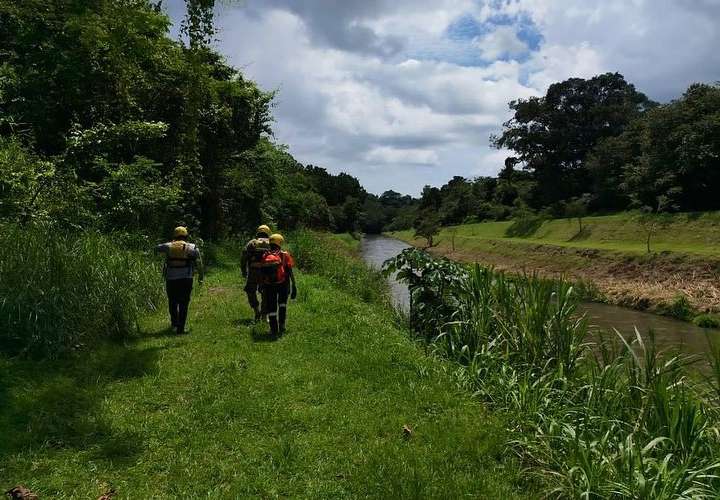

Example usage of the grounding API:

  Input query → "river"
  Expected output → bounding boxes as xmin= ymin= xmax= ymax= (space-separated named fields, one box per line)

xmin=360 ymin=234 xmax=719 ymax=357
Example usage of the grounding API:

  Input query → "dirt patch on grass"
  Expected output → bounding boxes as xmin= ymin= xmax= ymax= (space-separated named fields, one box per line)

xmin=412 ymin=239 xmax=720 ymax=317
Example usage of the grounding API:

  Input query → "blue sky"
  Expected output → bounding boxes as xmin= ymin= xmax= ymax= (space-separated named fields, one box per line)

xmin=166 ymin=0 xmax=720 ymax=195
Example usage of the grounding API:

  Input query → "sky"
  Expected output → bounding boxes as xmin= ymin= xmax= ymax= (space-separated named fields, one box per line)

xmin=165 ymin=0 xmax=720 ymax=196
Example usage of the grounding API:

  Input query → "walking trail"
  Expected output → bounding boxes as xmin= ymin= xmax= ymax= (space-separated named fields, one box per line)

xmin=1 ymin=253 xmax=530 ymax=498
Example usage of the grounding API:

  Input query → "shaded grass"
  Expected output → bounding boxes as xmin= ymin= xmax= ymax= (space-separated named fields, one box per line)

xmin=0 ymin=247 xmax=530 ymax=498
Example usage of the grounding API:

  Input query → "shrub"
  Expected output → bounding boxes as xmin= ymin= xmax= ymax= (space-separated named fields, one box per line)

xmin=693 ymin=313 xmax=720 ymax=329
xmin=664 ymin=294 xmax=694 ymax=321
xmin=0 ymin=225 xmax=162 ymax=357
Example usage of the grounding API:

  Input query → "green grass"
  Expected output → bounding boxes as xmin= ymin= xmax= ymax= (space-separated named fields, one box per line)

xmin=390 ymin=211 xmax=720 ymax=256
xmin=0 ymin=226 xmax=162 ymax=357
xmin=387 ymin=248 xmax=720 ymax=498
xmin=328 ymin=232 xmax=362 ymax=253
xmin=0 ymin=245 xmax=529 ymax=498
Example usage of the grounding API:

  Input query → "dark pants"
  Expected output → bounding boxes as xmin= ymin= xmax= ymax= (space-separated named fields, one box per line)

xmin=166 ymin=278 xmax=193 ymax=332
xmin=262 ymin=282 xmax=290 ymax=334
xmin=244 ymin=279 xmax=261 ymax=310
xmin=244 ymin=269 xmax=265 ymax=315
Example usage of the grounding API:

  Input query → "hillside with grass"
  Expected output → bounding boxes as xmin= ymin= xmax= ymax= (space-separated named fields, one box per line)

xmin=388 ymin=212 xmax=720 ymax=321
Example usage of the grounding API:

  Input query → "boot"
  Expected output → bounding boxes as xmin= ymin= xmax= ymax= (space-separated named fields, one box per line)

xmin=269 ymin=315 xmax=279 ymax=337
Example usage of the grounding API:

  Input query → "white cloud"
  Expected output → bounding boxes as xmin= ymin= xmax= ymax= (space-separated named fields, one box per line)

xmin=525 ymin=42 xmax=605 ymax=90
xmin=475 ymin=25 xmax=529 ymax=60
xmin=365 ymin=146 xmax=440 ymax=166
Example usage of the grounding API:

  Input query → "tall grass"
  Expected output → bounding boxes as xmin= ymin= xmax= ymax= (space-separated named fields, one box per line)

xmin=289 ymin=229 xmax=388 ymax=305
xmin=0 ymin=225 xmax=162 ymax=357
xmin=387 ymin=248 xmax=720 ymax=498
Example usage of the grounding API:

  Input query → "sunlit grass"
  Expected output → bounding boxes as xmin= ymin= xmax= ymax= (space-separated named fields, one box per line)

xmin=0 ymin=239 xmax=531 ymax=498
xmin=389 ymin=211 xmax=720 ymax=256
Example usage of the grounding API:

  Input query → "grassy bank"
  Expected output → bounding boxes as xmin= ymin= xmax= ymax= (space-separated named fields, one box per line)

xmin=390 ymin=212 xmax=720 ymax=256
xmin=387 ymin=248 xmax=720 ymax=498
xmin=388 ymin=212 xmax=720 ymax=319
xmin=0 ymin=235 xmax=530 ymax=498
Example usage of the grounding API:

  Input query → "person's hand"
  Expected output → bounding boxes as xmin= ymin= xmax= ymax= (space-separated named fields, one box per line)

xmin=291 ymin=285 xmax=297 ymax=300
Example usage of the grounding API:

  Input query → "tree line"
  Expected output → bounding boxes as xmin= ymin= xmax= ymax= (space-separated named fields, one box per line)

xmin=2 ymin=2 xmax=717 ymax=239
xmin=374 ymin=74 xmax=720 ymax=233
xmin=0 ymin=0 xmax=370 ymax=239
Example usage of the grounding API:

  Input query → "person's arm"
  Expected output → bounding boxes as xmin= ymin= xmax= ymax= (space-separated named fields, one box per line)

xmin=286 ymin=253 xmax=297 ymax=299
xmin=240 ymin=244 xmax=249 ymax=278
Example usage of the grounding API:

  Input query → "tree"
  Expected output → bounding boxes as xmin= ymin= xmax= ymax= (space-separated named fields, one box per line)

xmin=448 ymin=227 xmax=458 ymax=252
xmin=637 ymin=197 xmax=673 ymax=253
xmin=564 ymin=193 xmax=592 ymax=234
xmin=492 ymin=73 xmax=654 ymax=207
xmin=613 ymin=83 xmax=720 ymax=212
xmin=413 ymin=210 xmax=441 ymax=248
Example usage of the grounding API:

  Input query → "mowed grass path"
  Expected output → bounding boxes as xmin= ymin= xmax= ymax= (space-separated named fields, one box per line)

xmin=1 ymin=257 xmax=528 ymax=498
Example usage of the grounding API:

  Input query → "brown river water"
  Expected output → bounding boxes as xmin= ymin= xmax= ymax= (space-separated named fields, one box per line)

xmin=361 ymin=235 xmax=720 ymax=359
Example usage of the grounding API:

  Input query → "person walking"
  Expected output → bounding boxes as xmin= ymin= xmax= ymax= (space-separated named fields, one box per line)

xmin=156 ymin=226 xmax=203 ymax=334
xmin=259 ymin=233 xmax=297 ymax=336
xmin=241 ymin=224 xmax=271 ymax=321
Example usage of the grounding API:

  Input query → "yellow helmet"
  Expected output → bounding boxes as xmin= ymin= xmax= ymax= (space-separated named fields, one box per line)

xmin=257 ymin=224 xmax=271 ymax=236
xmin=173 ymin=226 xmax=189 ymax=238
xmin=269 ymin=233 xmax=284 ymax=247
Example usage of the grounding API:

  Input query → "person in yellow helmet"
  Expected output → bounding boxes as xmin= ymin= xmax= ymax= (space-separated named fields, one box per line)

xmin=155 ymin=226 xmax=204 ymax=334
xmin=257 ymin=233 xmax=297 ymax=336
xmin=240 ymin=224 xmax=272 ymax=321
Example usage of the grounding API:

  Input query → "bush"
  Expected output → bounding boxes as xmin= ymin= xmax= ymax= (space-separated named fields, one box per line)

xmin=693 ymin=313 xmax=720 ymax=329
xmin=0 ymin=225 xmax=162 ymax=357
xmin=664 ymin=294 xmax=694 ymax=321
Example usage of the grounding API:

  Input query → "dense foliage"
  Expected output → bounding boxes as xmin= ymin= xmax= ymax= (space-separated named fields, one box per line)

xmin=385 ymin=248 xmax=720 ymax=497
xmin=0 ymin=0 xmax=367 ymax=237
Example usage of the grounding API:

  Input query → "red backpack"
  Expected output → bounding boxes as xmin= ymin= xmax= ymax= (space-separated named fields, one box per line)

xmin=257 ymin=250 xmax=286 ymax=285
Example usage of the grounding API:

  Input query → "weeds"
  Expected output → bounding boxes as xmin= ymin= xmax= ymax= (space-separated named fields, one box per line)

xmin=386 ymin=247 xmax=720 ymax=498
xmin=289 ymin=229 xmax=388 ymax=305
xmin=0 ymin=225 xmax=161 ymax=357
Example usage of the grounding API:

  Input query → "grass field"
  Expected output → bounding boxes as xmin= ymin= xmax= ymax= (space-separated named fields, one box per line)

xmin=389 ymin=211 xmax=720 ymax=256
xmin=0 ymin=245 xmax=529 ymax=498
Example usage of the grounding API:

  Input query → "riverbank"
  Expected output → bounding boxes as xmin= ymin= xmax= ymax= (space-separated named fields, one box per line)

xmin=388 ymin=213 xmax=720 ymax=322
xmin=0 ymin=237 xmax=529 ymax=498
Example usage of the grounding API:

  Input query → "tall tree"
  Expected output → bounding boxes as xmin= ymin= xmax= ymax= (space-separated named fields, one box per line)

xmin=492 ymin=73 xmax=654 ymax=207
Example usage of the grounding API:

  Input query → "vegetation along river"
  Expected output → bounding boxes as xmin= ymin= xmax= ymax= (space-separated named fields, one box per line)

xmin=361 ymin=234 xmax=720 ymax=358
